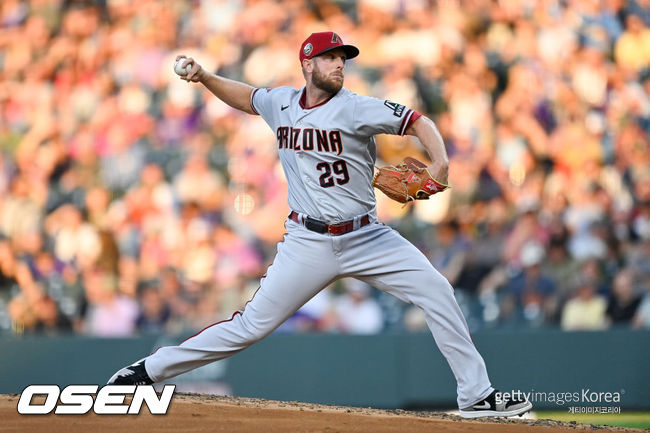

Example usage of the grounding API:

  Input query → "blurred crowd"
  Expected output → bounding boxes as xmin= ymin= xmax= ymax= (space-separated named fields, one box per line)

xmin=0 ymin=0 xmax=649 ymax=337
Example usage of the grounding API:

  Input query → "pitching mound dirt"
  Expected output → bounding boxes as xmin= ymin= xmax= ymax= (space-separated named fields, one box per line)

xmin=1 ymin=393 xmax=643 ymax=433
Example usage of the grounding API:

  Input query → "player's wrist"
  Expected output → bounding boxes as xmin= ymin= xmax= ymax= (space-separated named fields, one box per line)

xmin=194 ymin=67 xmax=210 ymax=83
xmin=427 ymin=161 xmax=449 ymax=184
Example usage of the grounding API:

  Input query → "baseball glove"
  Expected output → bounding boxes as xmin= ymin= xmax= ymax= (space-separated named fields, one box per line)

xmin=372 ymin=157 xmax=449 ymax=203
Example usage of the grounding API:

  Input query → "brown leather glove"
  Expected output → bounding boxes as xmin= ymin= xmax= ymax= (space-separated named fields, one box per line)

xmin=372 ymin=157 xmax=449 ymax=203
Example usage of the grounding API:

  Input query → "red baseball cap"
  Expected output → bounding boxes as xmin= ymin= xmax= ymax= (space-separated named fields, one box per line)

xmin=299 ymin=31 xmax=359 ymax=63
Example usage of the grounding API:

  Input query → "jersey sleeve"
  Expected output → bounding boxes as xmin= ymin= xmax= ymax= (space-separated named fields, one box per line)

xmin=352 ymin=95 xmax=421 ymax=137
xmin=249 ymin=87 xmax=273 ymax=117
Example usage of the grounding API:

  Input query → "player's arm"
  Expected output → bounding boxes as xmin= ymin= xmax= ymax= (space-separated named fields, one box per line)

xmin=178 ymin=56 xmax=256 ymax=115
xmin=404 ymin=116 xmax=449 ymax=185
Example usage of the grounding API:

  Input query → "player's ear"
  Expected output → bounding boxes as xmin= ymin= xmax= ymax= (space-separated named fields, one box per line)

xmin=302 ymin=58 xmax=313 ymax=74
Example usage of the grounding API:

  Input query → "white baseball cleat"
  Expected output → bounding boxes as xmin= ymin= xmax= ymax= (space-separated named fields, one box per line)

xmin=459 ymin=390 xmax=532 ymax=419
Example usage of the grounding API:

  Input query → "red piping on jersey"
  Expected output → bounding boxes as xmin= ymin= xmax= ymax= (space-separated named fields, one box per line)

xmin=180 ymin=310 xmax=243 ymax=346
xmin=299 ymin=88 xmax=338 ymax=109
xmin=250 ymin=88 xmax=260 ymax=115
xmin=176 ymin=227 xmax=292 ymax=347
xmin=178 ymin=281 xmax=264 ymax=346
xmin=398 ymin=109 xmax=412 ymax=135
xmin=400 ymin=110 xmax=421 ymax=135
xmin=146 ymin=288 xmax=260 ymax=357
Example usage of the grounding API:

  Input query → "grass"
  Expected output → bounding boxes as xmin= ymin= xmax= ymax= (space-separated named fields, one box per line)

xmin=535 ymin=411 xmax=650 ymax=429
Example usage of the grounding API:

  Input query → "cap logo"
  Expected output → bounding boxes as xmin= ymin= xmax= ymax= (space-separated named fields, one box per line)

xmin=303 ymin=43 xmax=313 ymax=57
xmin=331 ymin=33 xmax=342 ymax=44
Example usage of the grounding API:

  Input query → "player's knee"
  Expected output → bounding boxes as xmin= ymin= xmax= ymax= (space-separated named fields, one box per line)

xmin=432 ymin=266 xmax=454 ymax=288
xmin=437 ymin=278 xmax=456 ymax=295
xmin=423 ymin=272 xmax=455 ymax=296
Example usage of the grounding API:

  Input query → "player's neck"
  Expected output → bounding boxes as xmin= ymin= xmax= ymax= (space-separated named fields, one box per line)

xmin=303 ymin=84 xmax=337 ymax=109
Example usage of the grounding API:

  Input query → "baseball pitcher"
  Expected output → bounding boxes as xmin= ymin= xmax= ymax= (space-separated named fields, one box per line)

xmin=108 ymin=32 xmax=532 ymax=418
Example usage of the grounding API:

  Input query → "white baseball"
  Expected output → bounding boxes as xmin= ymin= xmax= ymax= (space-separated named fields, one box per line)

xmin=174 ymin=58 xmax=191 ymax=76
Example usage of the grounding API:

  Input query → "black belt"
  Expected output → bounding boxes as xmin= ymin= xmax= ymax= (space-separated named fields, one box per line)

xmin=288 ymin=211 xmax=370 ymax=236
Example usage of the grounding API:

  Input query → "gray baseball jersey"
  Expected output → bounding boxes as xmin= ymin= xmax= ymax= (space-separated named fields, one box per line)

xmin=250 ymin=86 xmax=420 ymax=222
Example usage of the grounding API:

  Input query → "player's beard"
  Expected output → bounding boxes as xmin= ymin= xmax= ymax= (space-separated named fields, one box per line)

xmin=312 ymin=64 xmax=343 ymax=94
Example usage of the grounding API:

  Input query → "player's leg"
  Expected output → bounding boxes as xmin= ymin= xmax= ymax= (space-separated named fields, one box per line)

xmin=339 ymin=224 xmax=493 ymax=408
xmin=108 ymin=220 xmax=338 ymax=384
